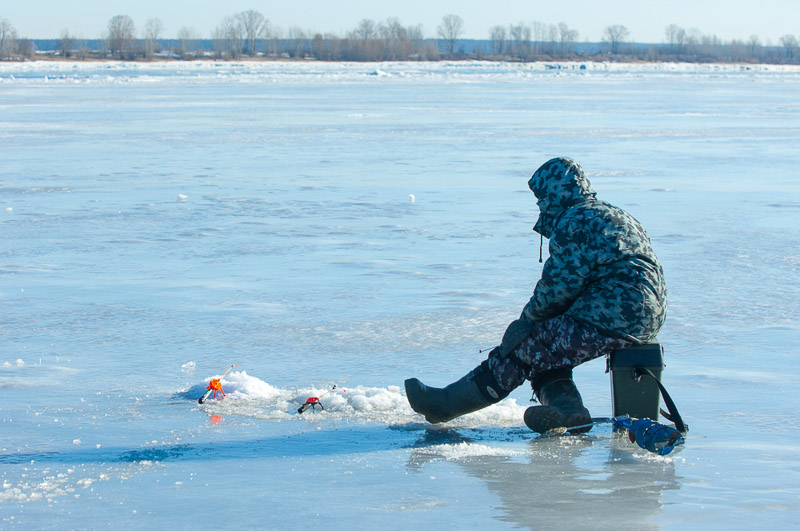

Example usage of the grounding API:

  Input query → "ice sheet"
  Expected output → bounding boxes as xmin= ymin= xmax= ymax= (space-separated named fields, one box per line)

xmin=1 ymin=61 xmax=798 ymax=528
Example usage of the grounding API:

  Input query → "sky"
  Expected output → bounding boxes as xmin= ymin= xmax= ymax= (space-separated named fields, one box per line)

xmin=3 ymin=0 xmax=798 ymax=44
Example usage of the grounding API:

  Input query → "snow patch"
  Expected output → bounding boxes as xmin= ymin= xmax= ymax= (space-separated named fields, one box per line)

xmin=182 ymin=372 xmax=527 ymax=426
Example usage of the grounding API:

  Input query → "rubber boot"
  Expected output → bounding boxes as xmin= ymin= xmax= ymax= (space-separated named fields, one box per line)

xmin=524 ymin=368 xmax=592 ymax=434
xmin=405 ymin=361 xmax=507 ymax=424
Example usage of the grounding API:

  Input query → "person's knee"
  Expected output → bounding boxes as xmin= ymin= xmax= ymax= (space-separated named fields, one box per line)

xmin=499 ymin=315 xmax=537 ymax=357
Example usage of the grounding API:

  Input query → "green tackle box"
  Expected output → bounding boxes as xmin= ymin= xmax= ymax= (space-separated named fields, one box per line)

xmin=609 ymin=343 xmax=664 ymax=421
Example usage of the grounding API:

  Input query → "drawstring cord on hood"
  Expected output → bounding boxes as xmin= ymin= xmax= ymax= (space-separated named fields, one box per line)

xmin=529 ymin=157 xmax=596 ymax=266
xmin=539 ymin=232 xmax=543 ymax=263
xmin=535 ymin=213 xmax=545 ymax=263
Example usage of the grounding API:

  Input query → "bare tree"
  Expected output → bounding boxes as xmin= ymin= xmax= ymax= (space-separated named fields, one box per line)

xmin=0 ymin=18 xmax=18 ymax=60
xmin=213 ymin=16 xmax=243 ymax=58
xmin=406 ymin=23 xmax=425 ymax=58
xmin=58 ymin=29 xmax=75 ymax=58
xmin=729 ymin=39 xmax=747 ymax=61
xmin=603 ymin=25 xmax=630 ymax=54
xmin=664 ymin=24 xmax=686 ymax=53
xmin=211 ymin=24 xmax=228 ymax=59
xmin=107 ymin=15 xmax=137 ymax=59
xmin=288 ymin=27 xmax=307 ymax=58
xmin=143 ymin=18 xmax=164 ymax=58
xmin=437 ymin=14 xmax=463 ymax=55
xmin=558 ymin=23 xmax=578 ymax=55
xmin=545 ymin=23 xmax=559 ymax=55
xmin=700 ymin=33 xmax=723 ymax=59
xmin=17 ymin=38 xmax=35 ymax=59
xmin=378 ymin=18 xmax=410 ymax=60
xmin=324 ymin=33 xmax=342 ymax=60
xmin=534 ymin=23 xmax=548 ymax=55
xmin=748 ymin=34 xmax=762 ymax=60
xmin=263 ymin=23 xmax=281 ymax=57
xmin=779 ymin=34 xmax=798 ymax=60
xmin=236 ymin=10 xmax=266 ymax=56
xmin=72 ymin=34 xmax=89 ymax=60
xmin=379 ymin=17 xmax=407 ymax=41
xmin=176 ymin=27 xmax=200 ymax=58
xmin=490 ymin=25 xmax=506 ymax=55
xmin=685 ymin=28 xmax=703 ymax=55
xmin=353 ymin=19 xmax=376 ymax=40
xmin=345 ymin=19 xmax=381 ymax=60
xmin=311 ymin=33 xmax=325 ymax=59
xmin=509 ymin=22 xmax=530 ymax=59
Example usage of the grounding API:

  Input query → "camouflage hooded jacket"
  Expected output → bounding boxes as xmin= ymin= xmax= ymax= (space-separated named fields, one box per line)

xmin=523 ymin=157 xmax=667 ymax=343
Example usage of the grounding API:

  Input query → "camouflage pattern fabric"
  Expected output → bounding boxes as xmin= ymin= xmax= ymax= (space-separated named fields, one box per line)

xmin=524 ymin=157 xmax=667 ymax=344
xmin=487 ymin=315 xmax=631 ymax=393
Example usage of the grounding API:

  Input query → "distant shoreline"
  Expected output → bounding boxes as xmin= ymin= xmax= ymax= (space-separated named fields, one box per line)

xmin=5 ymin=54 xmax=800 ymax=69
xmin=2 ymin=34 xmax=798 ymax=66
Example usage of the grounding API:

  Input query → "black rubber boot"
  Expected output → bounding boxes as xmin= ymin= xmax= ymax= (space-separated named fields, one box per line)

xmin=524 ymin=368 xmax=592 ymax=434
xmin=405 ymin=361 xmax=508 ymax=424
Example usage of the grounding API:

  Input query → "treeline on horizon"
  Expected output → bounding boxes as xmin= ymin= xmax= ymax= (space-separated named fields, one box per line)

xmin=1 ymin=11 xmax=799 ymax=64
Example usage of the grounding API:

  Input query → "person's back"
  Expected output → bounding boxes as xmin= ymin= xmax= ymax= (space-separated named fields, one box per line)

xmin=524 ymin=169 xmax=666 ymax=344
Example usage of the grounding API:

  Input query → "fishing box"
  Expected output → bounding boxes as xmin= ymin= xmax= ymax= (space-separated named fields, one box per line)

xmin=608 ymin=343 xmax=664 ymax=420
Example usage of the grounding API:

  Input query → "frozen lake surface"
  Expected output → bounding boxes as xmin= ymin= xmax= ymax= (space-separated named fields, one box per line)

xmin=1 ymin=60 xmax=799 ymax=528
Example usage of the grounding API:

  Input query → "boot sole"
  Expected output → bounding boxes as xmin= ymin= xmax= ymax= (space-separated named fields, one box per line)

xmin=524 ymin=406 xmax=592 ymax=434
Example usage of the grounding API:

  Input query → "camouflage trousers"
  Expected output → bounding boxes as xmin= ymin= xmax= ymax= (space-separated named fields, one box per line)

xmin=486 ymin=315 xmax=632 ymax=394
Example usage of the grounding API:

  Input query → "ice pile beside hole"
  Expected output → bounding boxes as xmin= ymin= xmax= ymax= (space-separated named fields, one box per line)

xmin=181 ymin=370 xmax=527 ymax=427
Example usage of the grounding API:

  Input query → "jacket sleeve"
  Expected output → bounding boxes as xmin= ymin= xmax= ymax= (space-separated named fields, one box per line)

xmin=523 ymin=214 xmax=593 ymax=322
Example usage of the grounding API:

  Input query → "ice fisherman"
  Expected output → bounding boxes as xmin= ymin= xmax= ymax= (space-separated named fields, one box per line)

xmin=405 ymin=157 xmax=667 ymax=433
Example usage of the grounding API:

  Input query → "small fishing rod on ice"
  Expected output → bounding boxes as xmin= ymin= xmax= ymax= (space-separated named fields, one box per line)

xmin=198 ymin=364 xmax=239 ymax=404
xmin=298 ymin=384 xmax=344 ymax=414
